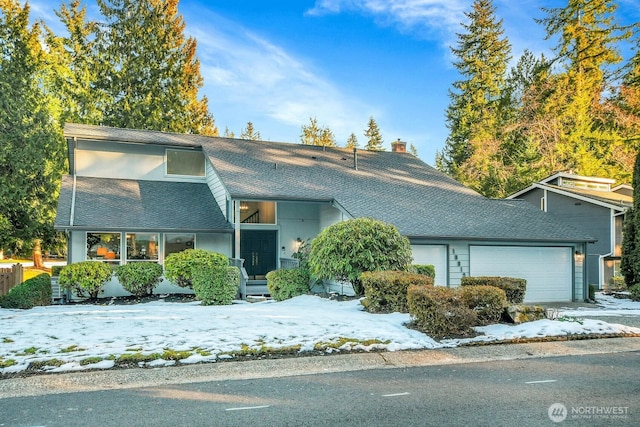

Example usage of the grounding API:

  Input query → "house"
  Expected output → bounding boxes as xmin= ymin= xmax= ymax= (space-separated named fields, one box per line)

xmin=55 ymin=123 xmax=594 ymax=302
xmin=508 ymin=172 xmax=632 ymax=289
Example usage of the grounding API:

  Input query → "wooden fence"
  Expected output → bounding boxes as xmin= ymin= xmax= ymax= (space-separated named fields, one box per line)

xmin=0 ymin=264 xmax=23 ymax=296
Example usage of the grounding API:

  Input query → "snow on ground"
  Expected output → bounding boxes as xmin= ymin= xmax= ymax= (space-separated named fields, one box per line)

xmin=1 ymin=293 xmax=639 ymax=375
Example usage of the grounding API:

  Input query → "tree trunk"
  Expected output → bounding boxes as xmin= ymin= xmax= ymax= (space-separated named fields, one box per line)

xmin=32 ymin=239 xmax=44 ymax=269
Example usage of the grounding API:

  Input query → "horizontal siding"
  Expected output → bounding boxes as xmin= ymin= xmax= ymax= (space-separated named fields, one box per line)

xmin=206 ymin=160 xmax=228 ymax=219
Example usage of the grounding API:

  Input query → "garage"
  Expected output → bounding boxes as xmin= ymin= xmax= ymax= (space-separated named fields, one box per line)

xmin=411 ymin=245 xmax=447 ymax=286
xmin=469 ymin=246 xmax=573 ymax=302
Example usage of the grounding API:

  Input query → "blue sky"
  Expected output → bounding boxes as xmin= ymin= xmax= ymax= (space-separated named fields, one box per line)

xmin=29 ymin=0 xmax=640 ymax=164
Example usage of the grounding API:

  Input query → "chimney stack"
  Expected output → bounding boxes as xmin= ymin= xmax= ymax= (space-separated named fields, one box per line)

xmin=391 ymin=138 xmax=407 ymax=153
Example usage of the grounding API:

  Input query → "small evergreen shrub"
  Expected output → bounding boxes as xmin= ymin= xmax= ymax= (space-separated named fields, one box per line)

xmin=460 ymin=285 xmax=507 ymax=325
xmin=630 ymin=284 xmax=640 ymax=302
xmin=461 ymin=276 xmax=526 ymax=304
xmin=411 ymin=264 xmax=435 ymax=279
xmin=164 ymin=249 xmax=229 ymax=288
xmin=588 ymin=284 xmax=597 ymax=301
xmin=51 ymin=265 xmax=64 ymax=276
xmin=266 ymin=268 xmax=310 ymax=301
xmin=193 ymin=266 xmax=240 ymax=305
xmin=608 ymin=276 xmax=626 ymax=290
xmin=58 ymin=261 xmax=112 ymax=299
xmin=361 ymin=270 xmax=433 ymax=313
xmin=114 ymin=262 xmax=163 ymax=296
xmin=0 ymin=273 xmax=51 ymax=309
xmin=308 ymin=218 xmax=413 ymax=295
xmin=407 ymin=285 xmax=477 ymax=338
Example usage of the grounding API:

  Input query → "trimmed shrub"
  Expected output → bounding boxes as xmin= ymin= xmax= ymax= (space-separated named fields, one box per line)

xmin=630 ymin=284 xmax=640 ymax=302
xmin=411 ymin=264 xmax=435 ymax=279
xmin=58 ymin=261 xmax=112 ymax=299
xmin=608 ymin=276 xmax=626 ymax=291
xmin=461 ymin=276 xmax=526 ymax=304
xmin=0 ymin=273 xmax=51 ymax=309
xmin=164 ymin=249 xmax=229 ymax=289
xmin=588 ymin=284 xmax=597 ymax=301
xmin=361 ymin=270 xmax=433 ymax=313
xmin=308 ymin=218 xmax=413 ymax=295
xmin=460 ymin=285 xmax=507 ymax=325
xmin=51 ymin=265 xmax=64 ymax=276
xmin=115 ymin=262 xmax=163 ymax=296
xmin=407 ymin=285 xmax=477 ymax=338
xmin=266 ymin=268 xmax=310 ymax=301
xmin=192 ymin=266 xmax=240 ymax=305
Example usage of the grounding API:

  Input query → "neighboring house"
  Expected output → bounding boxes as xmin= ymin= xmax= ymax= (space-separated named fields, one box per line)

xmin=55 ymin=124 xmax=594 ymax=302
xmin=508 ymin=172 xmax=632 ymax=289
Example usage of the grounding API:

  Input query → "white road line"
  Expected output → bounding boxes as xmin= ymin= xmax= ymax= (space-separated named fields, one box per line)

xmin=382 ymin=392 xmax=410 ymax=397
xmin=225 ymin=405 xmax=271 ymax=411
xmin=525 ymin=380 xmax=557 ymax=384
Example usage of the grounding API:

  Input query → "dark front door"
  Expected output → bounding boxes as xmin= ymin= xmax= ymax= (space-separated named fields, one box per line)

xmin=240 ymin=230 xmax=277 ymax=280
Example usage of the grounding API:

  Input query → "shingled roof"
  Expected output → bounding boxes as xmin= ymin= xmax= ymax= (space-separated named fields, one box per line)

xmin=55 ymin=175 xmax=232 ymax=233
xmin=61 ymin=123 xmax=594 ymax=242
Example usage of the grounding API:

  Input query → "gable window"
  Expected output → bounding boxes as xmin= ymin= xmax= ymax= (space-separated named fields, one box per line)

xmin=126 ymin=233 xmax=159 ymax=261
xmin=87 ymin=232 xmax=121 ymax=266
xmin=166 ymin=148 xmax=205 ymax=177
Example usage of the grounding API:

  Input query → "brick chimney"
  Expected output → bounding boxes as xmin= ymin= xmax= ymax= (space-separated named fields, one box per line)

xmin=391 ymin=138 xmax=407 ymax=153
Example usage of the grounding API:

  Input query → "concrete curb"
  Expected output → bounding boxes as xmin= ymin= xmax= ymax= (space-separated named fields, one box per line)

xmin=1 ymin=336 xmax=639 ymax=399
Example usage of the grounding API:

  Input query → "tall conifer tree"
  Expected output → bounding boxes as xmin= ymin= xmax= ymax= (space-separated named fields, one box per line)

xmin=364 ymin=117 xmax=384 ymax=151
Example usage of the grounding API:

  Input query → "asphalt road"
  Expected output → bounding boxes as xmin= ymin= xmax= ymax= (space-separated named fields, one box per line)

xmin=1 ymin=339 xmax=639 ymax=427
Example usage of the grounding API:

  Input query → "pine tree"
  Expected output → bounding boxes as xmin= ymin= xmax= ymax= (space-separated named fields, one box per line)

xmin=95 ymin=0 xmax=217 ymax=135
xmin=300 ymin=117 xmax=336 ymax=146
xmin=223 ymin=126 xmax=235 ymax=138
xmin=345 ymin=133 xmax=359 ymax=149
xmin=439 ymin=0 xmax=511 ymax=195
xmin=409 ymin=143 xmax=418 ymax=157
xmin=0 ymin=0 xmax=66 ymax=266
xmin=364 ymin=117 xmax=384 ymax=151
xmin=240 ymin=121 xmax=261 ymax=140
xmin=621 ymin=152 xmax=640 ymax=286
xmin=537 ymin=0 xmax=631 ymax=178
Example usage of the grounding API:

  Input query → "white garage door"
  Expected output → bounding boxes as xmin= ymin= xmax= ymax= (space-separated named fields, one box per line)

xmin=470 ymin=246 xmax=572 ymax=302
xmin=412 ymin=245 xmax=447 ymax=286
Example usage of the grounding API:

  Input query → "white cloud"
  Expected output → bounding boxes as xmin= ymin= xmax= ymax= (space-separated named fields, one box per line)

xmin=306 ymin=0 xmax=468 ymax=41
xmin=190 ymin=14 xmax=374 ymax=141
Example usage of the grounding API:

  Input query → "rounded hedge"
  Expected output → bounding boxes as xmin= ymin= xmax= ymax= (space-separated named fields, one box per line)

xmin=0 ymin=273 xmax=51 ymax=309
xmin=115 ymin=262 xmax=163 ymax=296
xmin=58 ymin=261 xmax=112 ymax=299
xmin=266 ymin=268 xmax=310 ymax=301
xmin=460 ymin=285 xmax=507 ymax=325
xmin=308 ymin=218 xmax=413 ymax=295
xmin=164 ymin=249 xmax=229 ymax=289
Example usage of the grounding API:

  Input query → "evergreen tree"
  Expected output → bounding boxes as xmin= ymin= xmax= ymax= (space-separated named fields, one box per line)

xmin=95 ymin=0 xmax=217 ymax=135
xmin=240 ymin=121 xmax=261 ymax=140
xmin=537 ymin=0 xmax=632 ymax=178
xmin=439 ymin=0 xmax=511 ymax=190
xmin=300 ymin=117 xmax=336 ymax=146
xmin=409 ymin=143 xmax=418 ymax=157
xmin=364 ymin=117 xmax=384 ymax=151
xmin=223 ymin=126 xmax=235 ymax=138
xmin=47 ymin=0 xmax=105 ymax=125
xmin=0 ymin=1 xmax=66 ymax=266
xmin=345 ymin=132 xmax=359 ymax=149
xmin=621 ymin=152 xmax=640 ymax=286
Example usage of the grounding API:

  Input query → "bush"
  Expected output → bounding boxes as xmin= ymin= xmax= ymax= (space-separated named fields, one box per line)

xmin=51 ymin=265 xmax=64 ymax=276
xmin=0 ymin=273 xmax=51 ymax=309
xmin=630 ymin=284 xmax=640 ymax=302
xmin=114 ymin=262 xmax=163 ymax=296
xmin=588 ymin=284 xmax=597 ymax=301
xmin=266 ymin=268 xmax=310 ymax=301
xmin=411 ymin=264 xmax=435 ymax=279
xmin=460 ymin=285 xmax=507 ymax=325
xmin=164 ymin=249 xmax=229 ymax=289
xmin=608 ymin=276 xmax=626 ymax=290
xmin=58 ymin=261 xmax=112 ymax=299
xmin=308 ymin=218 xmax=413 ymax=295
xmin=192 ymin=266 xmax=240 ymax=305
xmin=461 ymin=276 xmax=526 ymax=304
xmin=407 ymin=285 xmax=477 ymax=338
xmin=361 ymin=270 xmax=433 ymax=313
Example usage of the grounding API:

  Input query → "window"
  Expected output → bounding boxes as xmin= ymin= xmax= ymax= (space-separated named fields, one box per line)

xmin=164 ymin=233 xmax=195 ymax=257
xmin=166 ymin=149 xmax=205 ymax=177
xmin=87 ymin=233 xmax=121 ymax=266
xmin=237 ymin=201 xmax=276 ymax=224
xmin=126 ymin=233 xmax=159 ymax=262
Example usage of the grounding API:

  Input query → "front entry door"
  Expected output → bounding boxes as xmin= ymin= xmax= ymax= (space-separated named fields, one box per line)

xmin=240 ymin=230 xmax=277 ymax=280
